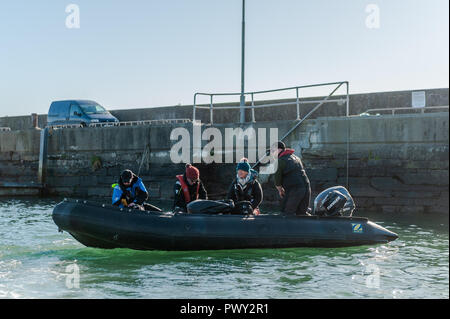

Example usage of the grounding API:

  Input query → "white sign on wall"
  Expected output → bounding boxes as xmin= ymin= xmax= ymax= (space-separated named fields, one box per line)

xmin=412 ymin=91 xmax=426 ymax=108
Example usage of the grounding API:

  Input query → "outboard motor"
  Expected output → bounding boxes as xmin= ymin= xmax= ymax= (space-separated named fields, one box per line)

xmin=313 ymin=186 xmax=355 ymax=217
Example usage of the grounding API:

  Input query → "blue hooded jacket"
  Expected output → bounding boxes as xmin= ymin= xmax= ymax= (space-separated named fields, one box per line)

xmin=112 ymin=175 xmax=148 ymax=208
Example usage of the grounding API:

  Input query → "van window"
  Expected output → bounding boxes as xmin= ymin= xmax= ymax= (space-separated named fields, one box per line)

xmin=49 ymin=101 xmax=66 ymax=117
xmin=70 ymin=104 xmax=82 ymax=116
xmin=79 ymin=102 xmax=107 ymax=115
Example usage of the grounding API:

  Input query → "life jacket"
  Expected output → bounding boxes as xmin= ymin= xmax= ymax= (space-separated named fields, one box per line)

xmin=176 ymin=175 xmax=200 ymax=204
xmin=112 ymin=177 xmax=148 ymax=207
xmin=112 ymin=185 xmax=129 ymax=207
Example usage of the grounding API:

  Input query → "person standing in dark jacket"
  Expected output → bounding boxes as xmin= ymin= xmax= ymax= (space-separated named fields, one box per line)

xmin=227 ymin=158 xmax=263 ymax=215
xmin=271 ymin=141 xmax=311 ymax=215
xmin=173 ymin=164 xmax=208 ymax=212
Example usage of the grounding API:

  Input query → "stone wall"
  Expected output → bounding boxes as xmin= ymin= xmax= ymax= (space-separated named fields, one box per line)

xmin=0 ymin=128 xmax=41 ymax=195
xmin=1 ymin=112 xmax=448 ymax=214
xmin=296 ymin=114 xmax=449 ymax=214
xmin=0 ymin=128 xmax=41 ymax=182
xmin=0 ymin=114 xmax=47 ymax=132
xmin=44 ymin=123 xmax=187 ymax=199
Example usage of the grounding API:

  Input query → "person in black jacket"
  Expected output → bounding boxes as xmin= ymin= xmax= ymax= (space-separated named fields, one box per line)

xmin=270 ymin=141 xmax=311 ymax=216
xmin=173 ymin=164 xmax=208 ymax=212
xmin=227 ymin=158 xmax=263 ymax=215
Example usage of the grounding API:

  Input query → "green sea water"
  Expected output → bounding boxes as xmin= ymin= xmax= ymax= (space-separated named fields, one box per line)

xmin=0 ymin=197 xmax=448 ymax=299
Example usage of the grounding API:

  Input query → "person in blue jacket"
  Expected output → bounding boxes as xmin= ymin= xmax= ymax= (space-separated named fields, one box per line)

xmin=112 ymin=169 xmax=149 ymax=210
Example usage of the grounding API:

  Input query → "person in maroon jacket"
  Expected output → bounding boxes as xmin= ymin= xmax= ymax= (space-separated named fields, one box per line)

xmin=173 ymin=164 xmax=208 ymax=212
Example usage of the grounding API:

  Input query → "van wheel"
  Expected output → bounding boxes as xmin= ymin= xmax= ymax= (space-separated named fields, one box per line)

xmin=80 ymin=122 xmax=87 ymax=127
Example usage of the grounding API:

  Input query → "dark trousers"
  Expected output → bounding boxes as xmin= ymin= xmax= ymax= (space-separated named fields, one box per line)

xmin=281 ymin=184 xmax=311 ymax=216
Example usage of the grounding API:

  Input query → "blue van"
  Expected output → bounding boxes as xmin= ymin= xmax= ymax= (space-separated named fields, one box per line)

xmin=47 ymin=100 xmax=119 ymax=126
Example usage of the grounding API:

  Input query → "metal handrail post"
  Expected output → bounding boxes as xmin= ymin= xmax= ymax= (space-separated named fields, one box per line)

xmin=251 ymin=93 xmax=255 ymax=123
xmin=240 ymin=0 xmax=246 ymax=123
xmin=296 ymin=87 xmax=300 ymax=120
xmin=346 ymin=82 xmax=350 ymax=117
xmin=345 ymin=81 xmax=350 ymax=190
xmin=281 ymin=82 xmax=344 ymax=140
xmin=193 ymin=94 xmax=197 ymax=122
xmin=252 ymin=82 xmax=345 ymax=169
xmin=210 ymin=95 xmax=214 ymax=124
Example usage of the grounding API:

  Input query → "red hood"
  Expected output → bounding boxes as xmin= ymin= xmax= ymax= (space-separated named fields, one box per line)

xmin=278 ymin=148 xmax=295 ymax=158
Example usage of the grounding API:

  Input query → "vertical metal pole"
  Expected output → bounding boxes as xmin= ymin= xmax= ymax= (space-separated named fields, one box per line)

xmin=346 ymin=82 xmax=350 ymax=191
xmin=210 ymin=95 xmax=214 ymax=124
xmin=38 ymin=127 xmax=48 ymax=186
xmin=296 ymin=88 xmax=300 ymax=120
xmin=346 ymin=82 xmax=350 ymax=117
xmin=193 ymin=94 xmax=197 ymax=122
xmin=239 ymin=0 xmax=246 ymax=123
xmin=251 ymin=93 xmax=255 ymax=122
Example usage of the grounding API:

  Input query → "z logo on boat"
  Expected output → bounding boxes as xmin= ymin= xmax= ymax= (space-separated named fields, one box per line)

xmin=352 ymin=223 xmax=363 ymax=233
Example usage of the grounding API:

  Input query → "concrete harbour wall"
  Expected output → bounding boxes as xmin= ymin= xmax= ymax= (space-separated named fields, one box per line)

xmin=0 ymin=112 xmax=448 ymax=214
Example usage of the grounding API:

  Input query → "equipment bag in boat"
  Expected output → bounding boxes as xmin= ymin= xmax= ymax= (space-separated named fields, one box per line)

xmin=187 ymin=200 xmax=235 ymax=214
xmin=187 ymin=200 xmax=254 ymax=215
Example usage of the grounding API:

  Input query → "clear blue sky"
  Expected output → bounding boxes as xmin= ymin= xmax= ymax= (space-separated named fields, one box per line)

xmin=0 ymin=0 xmax=448 ymax=116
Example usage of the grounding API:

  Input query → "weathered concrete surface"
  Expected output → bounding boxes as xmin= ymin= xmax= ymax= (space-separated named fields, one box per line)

xmin=1 ymin=88 xmax=447 ymax=130
xmin=0 ymin=112 xmax=448 ymax=214
xmin=0 ymin=129 xmax=41 ymax=183
xmin=0 ymin=115 xmax=47 ymax=132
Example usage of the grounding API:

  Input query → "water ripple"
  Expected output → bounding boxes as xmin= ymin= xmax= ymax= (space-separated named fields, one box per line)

xmin=0 ymin=198 xmax=448 ymax=299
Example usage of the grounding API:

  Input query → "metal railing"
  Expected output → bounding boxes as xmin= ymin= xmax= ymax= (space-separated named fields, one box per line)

xmin=88 ymin=119 xmax=191 ymax=127
xmin=46 ymin=124 xmax=83 ymax=129
xmin=193 ymin=81 xmax=350 ymax=124
xmin=363 ymin=106 xmax=449 ymax=116
xmin=46 ymin=119 xmax=192 ymax=129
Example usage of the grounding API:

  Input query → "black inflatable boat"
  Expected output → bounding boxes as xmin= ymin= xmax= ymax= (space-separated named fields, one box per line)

xmin=52 ymin=199 xmax=398 ymax=251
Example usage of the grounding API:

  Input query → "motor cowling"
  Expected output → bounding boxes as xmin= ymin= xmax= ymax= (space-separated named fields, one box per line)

xmin=313 ymin=186 xmax=355 ymax=217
